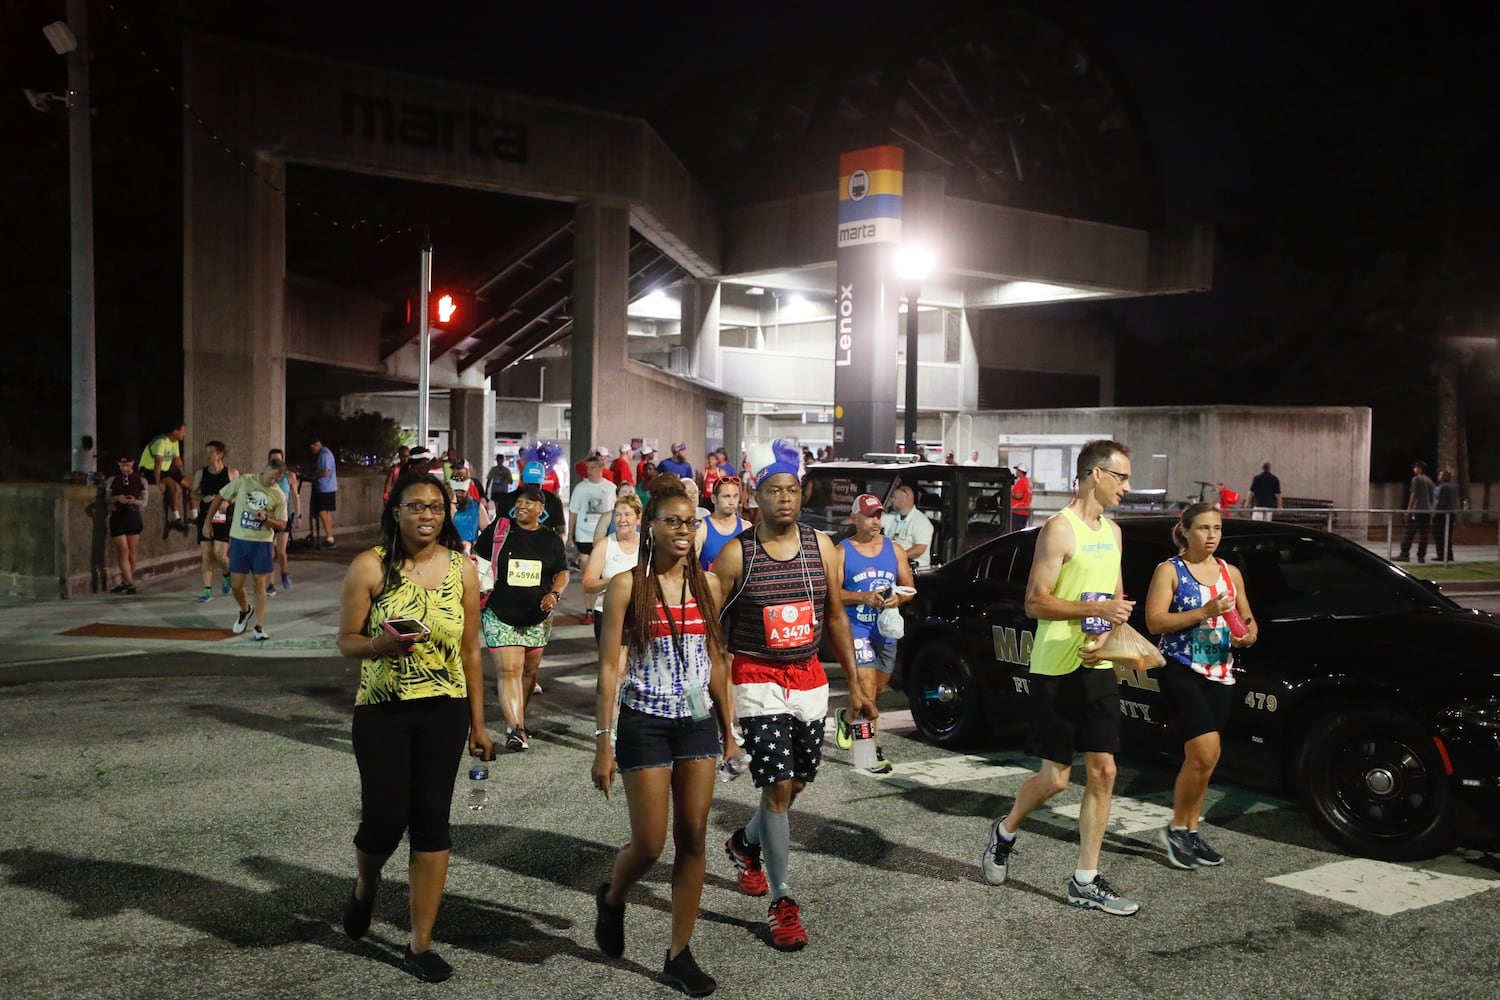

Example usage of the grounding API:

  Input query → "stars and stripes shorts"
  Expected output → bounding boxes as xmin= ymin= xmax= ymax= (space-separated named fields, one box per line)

xmin=739 ymin=712 xmax=825 ymax=788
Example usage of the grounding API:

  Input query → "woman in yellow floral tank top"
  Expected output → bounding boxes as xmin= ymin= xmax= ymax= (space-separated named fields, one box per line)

xmin=335 ymin=471 xmax=493 ymax=984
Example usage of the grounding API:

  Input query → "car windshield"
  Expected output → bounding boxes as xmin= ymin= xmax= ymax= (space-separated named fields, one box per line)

xmin=1219 ymin=532 xmax=1456 ymax=620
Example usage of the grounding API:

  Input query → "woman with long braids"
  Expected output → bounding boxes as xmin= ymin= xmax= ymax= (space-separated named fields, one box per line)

xmin=335 ymin=471 xmax=494 ymax=984
xmin=591 ymin=474 xmax=740 ymax=997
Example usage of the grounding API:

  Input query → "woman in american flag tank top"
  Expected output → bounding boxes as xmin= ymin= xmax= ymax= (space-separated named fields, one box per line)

xmin=1144 ymin=502 xmax=1259 ymax=871
xmin=591 ymin=474 xmax=740 ymax=996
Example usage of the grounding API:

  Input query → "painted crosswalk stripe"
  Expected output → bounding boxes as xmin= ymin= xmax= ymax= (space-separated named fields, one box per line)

xmin=852 ymin=754 xmax=1032 ymax=788
xmin=1045 ymin=787 xmax=1291 ymax=836
xmin=1266 ymin=858 xmax=1500 ymax=915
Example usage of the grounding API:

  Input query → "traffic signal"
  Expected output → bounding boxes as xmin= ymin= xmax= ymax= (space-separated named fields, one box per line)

xmin=436 ymin=293 xmax=457 ymax=324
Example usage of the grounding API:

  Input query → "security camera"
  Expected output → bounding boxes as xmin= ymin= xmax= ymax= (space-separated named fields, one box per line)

xmin=23 ymin=88 xmax=59 ymax=113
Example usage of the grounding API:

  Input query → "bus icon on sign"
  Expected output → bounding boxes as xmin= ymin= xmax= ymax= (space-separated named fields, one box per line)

xmin=848 ymin=169 xmax=869 ymax=201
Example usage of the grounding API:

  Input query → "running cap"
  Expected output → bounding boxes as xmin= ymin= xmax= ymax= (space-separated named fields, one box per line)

xmin=522 ymin=461 xmax=545 ymax=484
xmin=852 ymin=494 xmax=884 ymax=517
xmin=671 ymin=442 xmax=687 ymax=453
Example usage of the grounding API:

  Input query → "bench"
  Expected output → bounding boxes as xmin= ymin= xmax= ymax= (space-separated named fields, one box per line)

xmin=1271 ymin=497 xmax=1336 ymax=528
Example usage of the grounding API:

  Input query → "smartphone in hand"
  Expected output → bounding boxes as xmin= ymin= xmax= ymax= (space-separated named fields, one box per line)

xmin=381 ymin=617 xmax=430 ymax=643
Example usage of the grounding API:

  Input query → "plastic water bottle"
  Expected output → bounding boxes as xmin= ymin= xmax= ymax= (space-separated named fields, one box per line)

xmin=1223 ymin=606 xmax=1249 ymax=639
xmin=851 ymin=720 xmax=878 ymax=770
xmin=717 ymin=753 xmax=751 ymax=782
xmin=466 ymin=757 xmax=490 ymax=811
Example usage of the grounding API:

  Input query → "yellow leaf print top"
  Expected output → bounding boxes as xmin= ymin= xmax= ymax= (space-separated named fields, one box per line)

xmin=356 ymin=548 xmax=468 ymax=706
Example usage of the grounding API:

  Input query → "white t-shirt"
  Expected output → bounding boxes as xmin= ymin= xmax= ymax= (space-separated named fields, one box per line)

xmin=593 ymin=535 xmax=640 ymax=611
xmin=883 ymin=506 xmax=934 ymax=568
xmin=569 ymin=479 xmax=617 ymax=543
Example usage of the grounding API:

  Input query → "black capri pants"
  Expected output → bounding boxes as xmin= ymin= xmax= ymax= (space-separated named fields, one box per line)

xmin=351 ymin=695 xmax=470 ymax=855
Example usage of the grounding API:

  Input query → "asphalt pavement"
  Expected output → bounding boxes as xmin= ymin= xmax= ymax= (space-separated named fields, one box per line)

xmin=1 ymin=548 xmax=1498 ymax=999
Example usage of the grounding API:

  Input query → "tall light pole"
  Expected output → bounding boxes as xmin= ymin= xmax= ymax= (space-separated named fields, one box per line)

xmin=39 ymin=10 xmax=95 ymax=477
xmin=894 ymin=246 xmax=934 ymax=456
xmin=417 ymin=232 xmax=433 ymax=448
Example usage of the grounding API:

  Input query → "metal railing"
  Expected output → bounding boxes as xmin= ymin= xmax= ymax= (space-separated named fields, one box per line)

xmin=1014 ymin=504 xmax=1498 ymax=567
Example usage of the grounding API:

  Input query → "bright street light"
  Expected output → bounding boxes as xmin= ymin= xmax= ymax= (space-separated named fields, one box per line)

xmin=894 ymin=245 xmax=935 ymax=282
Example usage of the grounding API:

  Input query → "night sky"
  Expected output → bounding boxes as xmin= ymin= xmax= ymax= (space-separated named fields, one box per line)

xmin=5 ymin=0 xmax=1500 ymax=481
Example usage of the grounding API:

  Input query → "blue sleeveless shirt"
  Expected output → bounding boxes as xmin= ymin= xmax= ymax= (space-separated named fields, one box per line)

xmin=839 ymin=536 xmax=899 ymax=639
xmin=699 ymin=515 xmax=745 ymax=570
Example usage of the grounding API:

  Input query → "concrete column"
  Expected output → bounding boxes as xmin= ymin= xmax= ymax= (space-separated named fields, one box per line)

xmin=182 ymin=145 xmax=286 ymax=467
xmin=571 ymin=202 xmax=630 ymax=463
xmin=680 ymin=279 xmax=722 ymax=386
xmin=449 ymin=385 xmax=493 ymax=469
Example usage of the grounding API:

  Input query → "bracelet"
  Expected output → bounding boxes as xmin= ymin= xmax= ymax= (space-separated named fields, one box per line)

xmin=368 ymin=637 xmax=380 ymax=658
xmin=593 ymin=728 xmax=614 ymax=737
xmin=551 ymin=591 xmax=564 ymax=600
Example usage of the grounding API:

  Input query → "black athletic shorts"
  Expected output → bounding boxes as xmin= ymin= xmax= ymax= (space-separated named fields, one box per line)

xmin=196 ymin=502 xmax=230 ymax=543
xmin=108 ymin=508 xmax=143 ymax=538
xmin=1158 ymin=659 xmax=1235 ymax=742
xmin=1027 ymin=666 xmax=1121 ymax=764
xmin=143 ymin=468 xmax=183 ymax=486
xmin=312 ymin=490 xmax=337 ymax=513
xmin=576 ymin=541 xmax=594 ymax=557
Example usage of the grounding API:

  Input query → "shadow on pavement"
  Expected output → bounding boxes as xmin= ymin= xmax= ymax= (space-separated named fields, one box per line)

xmin=711 ymin=799 xmax=977 ymax=885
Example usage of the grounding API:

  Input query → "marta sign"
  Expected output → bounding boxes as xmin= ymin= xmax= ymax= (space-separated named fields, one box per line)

xmin=832 ymin=146 xmax=904 ymax=459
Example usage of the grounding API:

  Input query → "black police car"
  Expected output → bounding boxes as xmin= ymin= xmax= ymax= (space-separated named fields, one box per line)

xmin=897 ymin=515 xmax=1500 ymax=861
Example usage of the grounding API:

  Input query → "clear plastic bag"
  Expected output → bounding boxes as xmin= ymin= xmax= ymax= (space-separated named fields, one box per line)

xmin=1084 ymin=622 xmax=1165 ymax=671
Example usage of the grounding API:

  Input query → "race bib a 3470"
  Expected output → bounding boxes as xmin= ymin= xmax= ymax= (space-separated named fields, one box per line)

xmin=762 ymin=600 xmax=815 ymax=650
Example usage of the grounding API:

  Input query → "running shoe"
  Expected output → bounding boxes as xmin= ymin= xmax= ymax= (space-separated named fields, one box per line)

xmin=505 ymin=727 xmax=530 ymax=752
xmin=110 ymin=582 xmax=129 ymax=594
xmin=321 ymin=538 xmax=337 ymax=549
xmin=221 ymin=575 xmax=231 ymax=595
xmin=265 ymin=583 xmax=277 ymax=598
xmin=1066 ymin=874 xmax=1140 ymax=916
xmin=980 ymin=820 xmax=1015 ymax=885
xmin=232 ymin=608 xmax=252 ymax=634
xmin=725 ymin=828 xmax=769 ymax=897
xmin=122 ymin=584 xmax=137 ymax=595
xmin=658 ymin=944 xmax=716 ymax=997
xmin=1160 ymin=826 xmax=1201 ymax=870
xmin=594 ymin=883 xmax=625 ymax=958
xmin=198 ymin=588 xmax=212 ymax=603
xmin=251 ymin=625 xmax=269 ymax=641
xmin=532 ymin=682 xmax=544 ymax=695
xmin=400 ymin=945 xmax=453 ymax=984
xmin=867 ymin=747 xmax=893 ymax=774
xmin=171 ymin=519 xmax=190 ymax=535
xmin=281 ymin=573 xmax=292 ymax=590
xmin=766 ymin=896 xmax=808 ymax=951
xmin=1190 ymin=831 xmax=1225 ymax=866
xmin=834 ymin=708 xmax=852 ymax=750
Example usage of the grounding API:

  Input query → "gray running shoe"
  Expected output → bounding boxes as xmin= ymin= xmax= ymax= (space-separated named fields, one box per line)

xmin=1161 ymin=826 xmax=1201 ymax=870
xmin=232 ymin=608 xmax=252 ymax=634
xmin=1066 ymin=874 xmax=1140 ymax=916
xmin=980 ymin=820 xmax=1015 ymax=885
xmin=1191 ymin=831 xmax=1224 ymax=866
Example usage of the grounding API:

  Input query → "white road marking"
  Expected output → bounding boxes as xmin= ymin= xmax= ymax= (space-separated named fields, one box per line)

xmin=853 ymin=754 xmax=1032 ymax=788
xmin=1266 ymin=858 xmax=1500 ymax=916
xmin=1046 ymin=787 xmax=1289 ymax=835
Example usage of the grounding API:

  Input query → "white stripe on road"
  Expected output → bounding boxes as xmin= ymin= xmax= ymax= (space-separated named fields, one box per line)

xmin=853 ymin=754 xmax=1032 ymax=788
xmin=1266 ymin=858 xmax=1499 ymax=915
xmin=1045 ymin=787 xmax=1289 ymax=835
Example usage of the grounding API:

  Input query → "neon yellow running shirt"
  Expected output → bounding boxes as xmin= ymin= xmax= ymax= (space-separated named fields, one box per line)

xmin=1030 ymin=506 xmax=1120 ymax=676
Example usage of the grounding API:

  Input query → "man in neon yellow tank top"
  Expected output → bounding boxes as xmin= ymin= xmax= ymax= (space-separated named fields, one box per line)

xmin=979 ymin=439 xmax=1143 ymax=916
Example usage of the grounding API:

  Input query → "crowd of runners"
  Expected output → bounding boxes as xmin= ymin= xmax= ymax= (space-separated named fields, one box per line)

xmin=322 ymin=433 xmax=1257 ymax=993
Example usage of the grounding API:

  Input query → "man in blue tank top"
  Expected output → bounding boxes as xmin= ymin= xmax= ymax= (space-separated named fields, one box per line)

xmin=695 ymin=475 xmax=745 ymax=570
xmin=834 ymin=493 xmax=913 ymax=773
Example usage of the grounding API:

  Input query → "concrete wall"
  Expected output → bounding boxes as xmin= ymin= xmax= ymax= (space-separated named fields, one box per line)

xmin=966 ymin=311 xmax=1116 ymax=405
xmin=962 ymin=406 xmax=1372 ymax=512
xmin=286 ymin=275 xmax=385 ymax=370
xmin=0 ymin=474 xmax=390 ymax=599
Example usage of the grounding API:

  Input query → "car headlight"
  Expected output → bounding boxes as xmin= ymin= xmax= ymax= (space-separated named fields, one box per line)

xmin=1442 ymin=696 xmax=1500 ymax=730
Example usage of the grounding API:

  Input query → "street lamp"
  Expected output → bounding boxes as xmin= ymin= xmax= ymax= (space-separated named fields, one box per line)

xmin=894 ymin=245 xmax=934 ymax=456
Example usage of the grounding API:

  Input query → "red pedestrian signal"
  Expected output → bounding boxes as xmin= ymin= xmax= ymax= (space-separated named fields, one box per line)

xmin=436 ymin=293 xmax=457 ymax=324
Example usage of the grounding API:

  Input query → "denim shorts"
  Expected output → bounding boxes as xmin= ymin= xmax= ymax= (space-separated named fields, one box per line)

xmin=614 ymin=704 xmax=721 ymax=772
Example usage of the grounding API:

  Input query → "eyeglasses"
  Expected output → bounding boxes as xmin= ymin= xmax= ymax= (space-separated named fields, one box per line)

xmin=396 ymin=502 xmax=447 ymax=515
xmin=1094 ymin=467 xmax=1131 ymax=484
xmin=655 ymin=515 xmax=702 ymax=531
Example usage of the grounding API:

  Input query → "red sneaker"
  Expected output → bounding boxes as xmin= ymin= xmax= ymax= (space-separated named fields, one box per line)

xmin=725 ymin=828 xmax=769 ymax=897
xmin=767 ymin=896 xmax=808 ymax=951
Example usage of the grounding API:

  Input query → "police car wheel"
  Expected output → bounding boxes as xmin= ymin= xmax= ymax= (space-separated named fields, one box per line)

xmin=905 ymin=640 xmax=982 ymax=748
xmin=1296 ymin=706 xmax=1455 ymax=861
